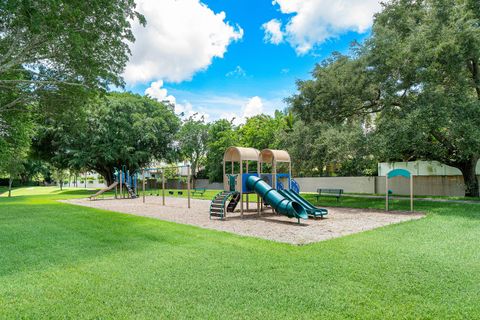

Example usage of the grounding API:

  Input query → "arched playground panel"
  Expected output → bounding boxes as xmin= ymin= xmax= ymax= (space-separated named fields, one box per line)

xmin=386 ymin=168 xmax=414 ymax=212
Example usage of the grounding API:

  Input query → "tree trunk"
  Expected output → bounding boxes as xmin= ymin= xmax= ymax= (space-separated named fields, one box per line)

xmin=191 ymin=164 xmax=196 ymax=189
xmin=8 ymin=176 xmax=13 ymax=197
xmin=458 ymin=157 xmax=479 ymax=197
xmin=96 ymin=167 xmax=115 ymax=186
xmin=105 ymin=173 xmax=114 ymax=186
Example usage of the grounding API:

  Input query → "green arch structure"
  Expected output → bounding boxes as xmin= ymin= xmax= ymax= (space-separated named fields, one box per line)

xmin=387 ymin=168 xmax=412 ymax=179
xmin=386 ymin=168 xmax=414 ymax=212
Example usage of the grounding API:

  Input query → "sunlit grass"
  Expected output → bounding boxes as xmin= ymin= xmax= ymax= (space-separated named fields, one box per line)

xmin=0 ymin=187 xmax=479 ymax=318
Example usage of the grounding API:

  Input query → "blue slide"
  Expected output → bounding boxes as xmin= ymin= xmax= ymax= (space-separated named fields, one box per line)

xmin=246 ymin=176 xmax=308 ymax=222
xmin=278 ymin=189 xmax=328 ymax=218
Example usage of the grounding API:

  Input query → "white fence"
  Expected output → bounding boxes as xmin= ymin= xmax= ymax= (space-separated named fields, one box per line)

xmin=294 ymin=177 xmax=376 ymax=193
xmin=63 ymin=176 xmax=479 ymax=197
xmin=197 ymin=176 xmax=478 ymax=196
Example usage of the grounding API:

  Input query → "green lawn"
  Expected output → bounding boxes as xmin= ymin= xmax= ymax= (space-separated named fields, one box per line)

xmin=1 ymin=187 xmax=479 ymax=319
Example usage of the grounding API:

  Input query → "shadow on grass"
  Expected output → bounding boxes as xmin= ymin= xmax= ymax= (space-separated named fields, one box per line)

xmin=58 ymin=189 xmax=98 ymax=196
xmin=303 ymin=194 xmax=480 ymax=220
xmin=0 ymin=200 xmax=194 ymax=277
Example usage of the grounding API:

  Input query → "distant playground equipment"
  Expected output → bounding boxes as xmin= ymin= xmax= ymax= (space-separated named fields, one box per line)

xmin=140 ymin=165 xmax=191 ymax=209
xmin=209 ymin=147 xmax=328 ymax=223
xmin=89 ymin=164 xmax=192 ymax=207
xmin=89 ymin=164 xmax=192 ymax=208
xmin=386 ymin=168 xmax=414 ymax=212
xmin=89 ymin=165 xmax=138 ymax=200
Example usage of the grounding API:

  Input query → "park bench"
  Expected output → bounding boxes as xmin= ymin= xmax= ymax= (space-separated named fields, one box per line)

xmin=316 ymin=188 xmax=343 ymax=202
xmin=192 ymin=188 xmax=206 ymax=196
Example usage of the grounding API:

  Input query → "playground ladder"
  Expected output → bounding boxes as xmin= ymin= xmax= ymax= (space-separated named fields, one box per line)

xmin=125 ymin=182 xmax=138 ymax=199
xmin=226 ymin=192 xmax=241 ymax=212
xmin=209 ymin=191 xmax=239 ymax=219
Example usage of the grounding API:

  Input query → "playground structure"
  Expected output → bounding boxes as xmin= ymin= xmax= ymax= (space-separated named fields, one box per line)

xmin=89 ymin=166 xmax=138 ymax=200
xmin=89 ymin=164 xmax=192 ymax=208
xmin=386 ymin=168 xmax=414 ymax=212
xmin=88 ymin=150 xmax=327 ymax=222
xmin=116 ymin=166 xmax=139 ymax=199
xmin=209 ymin=147 xmax=328 ymax=223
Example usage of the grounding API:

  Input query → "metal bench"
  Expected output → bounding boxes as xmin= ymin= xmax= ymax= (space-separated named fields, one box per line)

xmin=191 ymin=188 xmax=206 ymax=196
xmin=315 ymin=188 xmax=343 ymax=202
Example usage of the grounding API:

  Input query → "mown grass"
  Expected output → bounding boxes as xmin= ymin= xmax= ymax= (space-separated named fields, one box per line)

xmin=0 ymin=187 xmax=479 ymax=319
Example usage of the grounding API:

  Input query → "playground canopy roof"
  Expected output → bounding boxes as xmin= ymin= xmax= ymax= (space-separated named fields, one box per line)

xmin=259 ymin=149 xmax=291 ymax=163
xmin=224 ymin=147 xmax=260 ymax=162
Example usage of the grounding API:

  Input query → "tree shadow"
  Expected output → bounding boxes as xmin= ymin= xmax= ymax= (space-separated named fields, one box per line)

xmin=421 ymin=202 xmax=480 ymax=220
xmin=0 ymin=201 xmax=193 ymax=278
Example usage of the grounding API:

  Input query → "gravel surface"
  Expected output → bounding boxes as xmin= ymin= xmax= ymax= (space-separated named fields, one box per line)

xmin=61 ymin=196 xmax=425 ymax=245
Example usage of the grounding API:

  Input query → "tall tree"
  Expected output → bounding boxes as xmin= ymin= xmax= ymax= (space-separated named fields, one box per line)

xmin=278 ymin=120 xmax=326 ymax=177
xmin=278 ymin=119 xmax=376 ymax=177
xmin=289 ymin=0 xmax=480 ymax=196
xmin=0 ymin=0 xmax=145 ymax=112
xmin=205 ymin=119 xmax=239 ymax=182
xmin=33 ymin=93 xmax=180 ymax=185
xmin=238 ymin=113 xmax=285 ymax=150
xmin=177 ymin=115 xmax=209 ymax=185
xmin=0 ymin=108 xmax=33 ymax=196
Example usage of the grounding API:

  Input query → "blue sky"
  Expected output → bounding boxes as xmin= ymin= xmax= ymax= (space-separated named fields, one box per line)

xmin=123 ymin=0 xmax=380 ymax=123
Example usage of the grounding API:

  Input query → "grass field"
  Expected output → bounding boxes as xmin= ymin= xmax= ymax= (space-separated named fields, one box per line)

xmin=1 ymin=187 xmax=479 ymax=318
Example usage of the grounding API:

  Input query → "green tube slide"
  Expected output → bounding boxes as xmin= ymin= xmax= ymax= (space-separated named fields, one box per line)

xmin=278 ymin=189 xmax=328 ymax=218
xmin=246 ymin=176 xmax=308 ymax=220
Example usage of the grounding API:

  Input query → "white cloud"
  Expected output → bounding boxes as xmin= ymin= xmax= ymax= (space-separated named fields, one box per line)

xmin=225 ymin=65 xmax=247 ymax=78
xmin=269 ymin=0 xmax=382 ymax=54
xmin=243 ymin=96 xmax=264 ymax=118
xmin=144 ymin=80 xmax=176 ymax=104
xmin=124 ymin=0 xmax=243 ymax=84
xmin=145 ymin=85 xmax=280 ymax=125
xmin=262 ymin=19 xmax=284 ymax=44
xmin=219 ymin=96 xmax=264 ymax=125
xmin=145 ymin=80 xmax=209 ymax=121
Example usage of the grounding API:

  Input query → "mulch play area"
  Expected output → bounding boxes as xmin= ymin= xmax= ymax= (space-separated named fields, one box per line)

xmin=62 ymin=197 xmax=424 ymax=245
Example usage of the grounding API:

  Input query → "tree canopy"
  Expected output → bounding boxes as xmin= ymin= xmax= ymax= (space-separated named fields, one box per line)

xmin=177 ymin=115 xmax=209 ymax=181
xmin=33 ymin=93 xmax=180 ymax=185
xmin=205 ymin=119 xmax=238 ymax=183
xmin=288 ymin=0 xmax=480 ymax=196
xmin=0 ymin=0 xmax=144 ymax=112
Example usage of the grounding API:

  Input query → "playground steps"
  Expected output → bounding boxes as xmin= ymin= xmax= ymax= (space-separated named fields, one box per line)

xmin=210 ymin=191 xmax=239 ymax=219
xmin=227 ymin=192 xmax=241 ymax=212
xmin=125 ymin=182 xmax=137 ymax=199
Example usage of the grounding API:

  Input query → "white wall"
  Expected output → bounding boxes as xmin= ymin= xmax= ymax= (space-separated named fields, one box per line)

xmin=295 ymin=177 xmax=376 ymax=193
xmin=378 ymin=160 xmax=480 ymax=176
xmin=194 ymin=179 xmax=223 ymax=190
xmin=174 ymin=176 xmax=480 ymax=196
